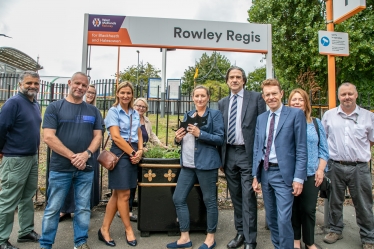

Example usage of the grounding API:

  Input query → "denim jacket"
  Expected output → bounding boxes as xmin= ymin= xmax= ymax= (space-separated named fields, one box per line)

xmin=179 ymin=108 xmax=224 ymax=170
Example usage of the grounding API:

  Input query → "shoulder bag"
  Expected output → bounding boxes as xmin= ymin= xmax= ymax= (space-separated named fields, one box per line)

xmin=97 ymin=114 xmax=133 ymax=170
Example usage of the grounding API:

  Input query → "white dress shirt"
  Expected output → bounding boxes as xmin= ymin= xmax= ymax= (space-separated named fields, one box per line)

xmin=262 ymin=104 xmax=283 ymax=163
xmin=322 ymin=105 xmax=374 ymax=162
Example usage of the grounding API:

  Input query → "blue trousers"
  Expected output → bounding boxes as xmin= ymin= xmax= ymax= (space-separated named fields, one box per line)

xmin=173 ymin=167 xmax=218 ymax=233
xmin=261 ymin=166 xmax=294 ymax=249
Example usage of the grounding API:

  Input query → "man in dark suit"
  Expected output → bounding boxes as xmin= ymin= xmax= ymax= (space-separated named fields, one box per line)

xmin=218 ymin=66 xmax=266 ymax=249
xmin=252 ymin=79 xmax=307 ymax=249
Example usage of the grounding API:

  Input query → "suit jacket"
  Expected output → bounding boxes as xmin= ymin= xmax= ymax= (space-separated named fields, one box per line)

xmin=252 ymin=106 xmax=307 ymax=186
xmin=179 ymin=108 xmax=224 ymax=170
xmin=218 ymin=89 xmax=266 ymax=168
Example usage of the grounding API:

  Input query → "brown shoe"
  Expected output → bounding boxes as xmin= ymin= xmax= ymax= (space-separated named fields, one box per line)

xmin=323 ymin=232 xmax=343 ymax=244
xmin=363 ymin=243 xmax=374 ymax=249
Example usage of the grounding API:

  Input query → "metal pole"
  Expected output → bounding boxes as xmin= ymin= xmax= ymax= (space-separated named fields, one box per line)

xmin=81 ymin=13 xmax=89 ymax=74
xmin=266 ymin=24 xmax=273 ymax=79
xmin=161 ymin=48 xmax=167 ymax=118
xmin=326 ymin=0 xmax=336 ymax=109
xmin=137 ymin=50 xmax=140 ymax=86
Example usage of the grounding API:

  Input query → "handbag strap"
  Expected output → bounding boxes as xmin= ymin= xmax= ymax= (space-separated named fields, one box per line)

xmin=102 ymin=111 xmax=134 ymax=159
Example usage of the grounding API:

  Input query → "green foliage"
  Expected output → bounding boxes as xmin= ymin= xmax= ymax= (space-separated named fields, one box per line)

xmin=247 ymin=66 xmax=266 ymax=92
xmin=181 ymin=52 xmax=232 ymax=92
xmin=248 ymin=0 xmax=327 ymax=91
xmin=248 ymin=0 xmax=374 ymax=97
xmin=143 ymin=145 xmax=180 ymax=159
xmin=204 ymin=80 xmax=229 ymax=101
xmin=118 ymin=62 xmax=161 ymax=93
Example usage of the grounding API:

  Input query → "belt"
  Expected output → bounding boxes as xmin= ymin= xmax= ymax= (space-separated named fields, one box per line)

xmin=260 ymin=160 xmax=278 ymax=167
xmin=227 ymin=144 xmax=245 ymax=149
xmin=332 ymin=160 xmax=366 ymax=166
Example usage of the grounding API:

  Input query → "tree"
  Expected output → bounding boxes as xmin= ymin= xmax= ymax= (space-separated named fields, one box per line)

xmin=248 ymin=0 xmax=327 ymax=92
xmin=118 ymin=61 xmax=161 ymax=92
xmin=204 ymin=80 xmax=229 ymax=102
xmin=181 ymin=52 xmax=232 ymax=92
xmin=247 ymin=66 xmax=266 ymax=92
xmin=248 ymin=0 xmax=374 ymax=97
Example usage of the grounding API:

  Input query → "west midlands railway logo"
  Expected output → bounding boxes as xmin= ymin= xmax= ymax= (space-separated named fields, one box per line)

xmin=92 ymin=18 xmax=101 ymax=27
xmin=321 ymin=36 xmax=330 ymax=46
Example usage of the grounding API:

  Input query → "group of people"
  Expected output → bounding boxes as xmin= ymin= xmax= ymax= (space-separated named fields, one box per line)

xmin=0 ymin=67 xmax=373 ymax=249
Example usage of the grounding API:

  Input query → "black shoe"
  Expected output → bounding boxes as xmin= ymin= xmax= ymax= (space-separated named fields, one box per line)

xmin=17 ymin=230 xmax=40 ymax=242
xmin=0 ymin=241 xmax=19 ymax=249
xmin=98 ymin=229 xmax=116 ymax=247
xmin=243 ymin=243 xmax=256 ymax=249
xmin=227 ymin=234 xmax=244 ymax=249
xmin=130 ymin=214 xmax=138 ymax=222
xmin=126 ymin=234 xmax=137 ymax=247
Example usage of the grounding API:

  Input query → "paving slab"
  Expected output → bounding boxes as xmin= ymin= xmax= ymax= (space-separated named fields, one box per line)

xmin=8 ymin=204 xmax=364 ymax=249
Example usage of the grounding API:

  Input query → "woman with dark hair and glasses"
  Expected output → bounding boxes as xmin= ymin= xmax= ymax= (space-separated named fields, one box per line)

xmin=167 ymin=85 xmax=224 ymax=249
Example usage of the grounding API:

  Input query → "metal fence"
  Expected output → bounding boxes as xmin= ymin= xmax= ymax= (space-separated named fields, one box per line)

xmin=1 ymin=73 xmax=373 ymax=204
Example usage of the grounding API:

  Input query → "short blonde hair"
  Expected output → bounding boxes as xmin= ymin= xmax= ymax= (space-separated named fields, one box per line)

xmin=134 ymin=98 xmax=148 ymax=111
xmin=261 ymin=78 xmax=282 ymax=92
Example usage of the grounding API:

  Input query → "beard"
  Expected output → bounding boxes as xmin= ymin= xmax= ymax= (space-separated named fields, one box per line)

xmin=20 ymin=86 xmax=39 ymax=98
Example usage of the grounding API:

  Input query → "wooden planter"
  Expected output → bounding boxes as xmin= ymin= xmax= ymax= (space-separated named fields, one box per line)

xmin=137 ymin=158 xmax=208 ymax=237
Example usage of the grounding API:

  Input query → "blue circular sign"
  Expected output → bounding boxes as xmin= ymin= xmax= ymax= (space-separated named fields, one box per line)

xmin=321 ymin=36 xmax=330 ymax=46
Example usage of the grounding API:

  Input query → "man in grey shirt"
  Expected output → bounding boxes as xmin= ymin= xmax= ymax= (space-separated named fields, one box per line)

xmin=322 ymin=82 xmax=374 ymax=249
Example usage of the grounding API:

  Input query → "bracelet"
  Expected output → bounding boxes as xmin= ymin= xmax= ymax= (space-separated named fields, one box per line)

xmin=138 ymin=149 xmax=143 ymax=151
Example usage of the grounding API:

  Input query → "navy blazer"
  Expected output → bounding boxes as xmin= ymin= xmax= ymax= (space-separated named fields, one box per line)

xmin=252 ymin=106 xmax=307 ymax=186
xmin=179 ymin=108 xmax=224 ymax=170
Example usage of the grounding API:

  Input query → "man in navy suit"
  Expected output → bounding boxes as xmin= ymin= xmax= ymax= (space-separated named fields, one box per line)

xmin=252 ymin=79 xmax=307 ymax=249
xmin=218 ymin=66 xmax=266 ymax=249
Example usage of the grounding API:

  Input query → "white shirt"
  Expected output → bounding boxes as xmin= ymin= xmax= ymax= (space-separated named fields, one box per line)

xmin=227 ymin=88 xmax=245 ymax=145
xmin=182 ymin=133 xmax=196 ymax=168
xmin=322 ymin=105 xmax=374 ymax=162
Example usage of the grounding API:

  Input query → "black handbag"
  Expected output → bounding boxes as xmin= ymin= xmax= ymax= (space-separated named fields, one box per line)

xmin=319 ymin=175 xmax=331 ymax=199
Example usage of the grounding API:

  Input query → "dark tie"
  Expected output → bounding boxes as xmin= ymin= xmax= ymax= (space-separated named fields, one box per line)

xmin=227 ymin=94 xmax=238 ymax=144
xmin=264 ymin=113 xmax=275 ymax=171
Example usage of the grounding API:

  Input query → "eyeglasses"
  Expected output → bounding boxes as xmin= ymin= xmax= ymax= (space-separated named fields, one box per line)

xmin=135 ymin=105 xmax=147 ymax=109
xmin=86 ymin=91 xmax=96 ymax=95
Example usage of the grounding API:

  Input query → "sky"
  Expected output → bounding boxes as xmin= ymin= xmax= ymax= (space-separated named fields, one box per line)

xmin=0 ymin=0 xmax=266 ymax=83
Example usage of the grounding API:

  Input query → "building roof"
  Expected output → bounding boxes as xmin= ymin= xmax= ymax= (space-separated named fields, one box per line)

xmin=0 ymin=47 xmax=43 ymax=71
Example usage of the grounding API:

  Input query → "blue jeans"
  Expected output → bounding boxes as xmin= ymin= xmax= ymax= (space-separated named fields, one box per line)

xmin=40 ymin=170 xmax=94 ymax=249
xmin=172 ymin=167 xmax=218 ymax=233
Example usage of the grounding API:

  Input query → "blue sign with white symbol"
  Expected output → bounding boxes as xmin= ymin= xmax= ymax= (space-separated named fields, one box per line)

xmin=321 ymin=36 xmax=330 ymax=46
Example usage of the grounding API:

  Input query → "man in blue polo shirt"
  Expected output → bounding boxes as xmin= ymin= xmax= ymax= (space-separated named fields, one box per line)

xmin=39 ymin=72 xmax=102 ymax=249
xmin=0 ymin=71 xmax=42 ymax=249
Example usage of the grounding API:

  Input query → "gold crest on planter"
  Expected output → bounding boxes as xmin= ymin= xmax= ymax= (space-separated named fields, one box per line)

xmin=144 ymin=169 xmax=156 ymax=182
xmin=164 ymin=169 xmax=176 ymax=182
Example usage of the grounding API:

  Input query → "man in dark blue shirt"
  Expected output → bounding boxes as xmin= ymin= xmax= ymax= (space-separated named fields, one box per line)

xmin=39 ymin=72 xmax=102 ymax=249
xmin=0 ymin=71 xmax=42 ymax=249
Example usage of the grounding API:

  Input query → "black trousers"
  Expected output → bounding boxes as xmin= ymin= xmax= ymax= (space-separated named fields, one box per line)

xmin=292 ymin=175 xmax=319 ymax=246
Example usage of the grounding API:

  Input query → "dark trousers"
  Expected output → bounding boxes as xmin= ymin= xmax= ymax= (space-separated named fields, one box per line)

xmin=292 ymin=175 xmax=319 ymax=246
xmin=173 ymin=167 xmax=218 ymax=233
xmin=327 ymin=160 xmax=374 ymax=244
xmin=224 ymin=145 xmax=257 ymax=245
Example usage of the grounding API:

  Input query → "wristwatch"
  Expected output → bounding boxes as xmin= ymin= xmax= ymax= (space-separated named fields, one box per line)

xmin=131 ymin=150 xmax=136 ymax=156
xmin=86 ymin=150 xmax=92 ymax=158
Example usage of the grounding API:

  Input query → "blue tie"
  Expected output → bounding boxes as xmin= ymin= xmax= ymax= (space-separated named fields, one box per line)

xmin=227 ymin=94 xmax=238 ymax=144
